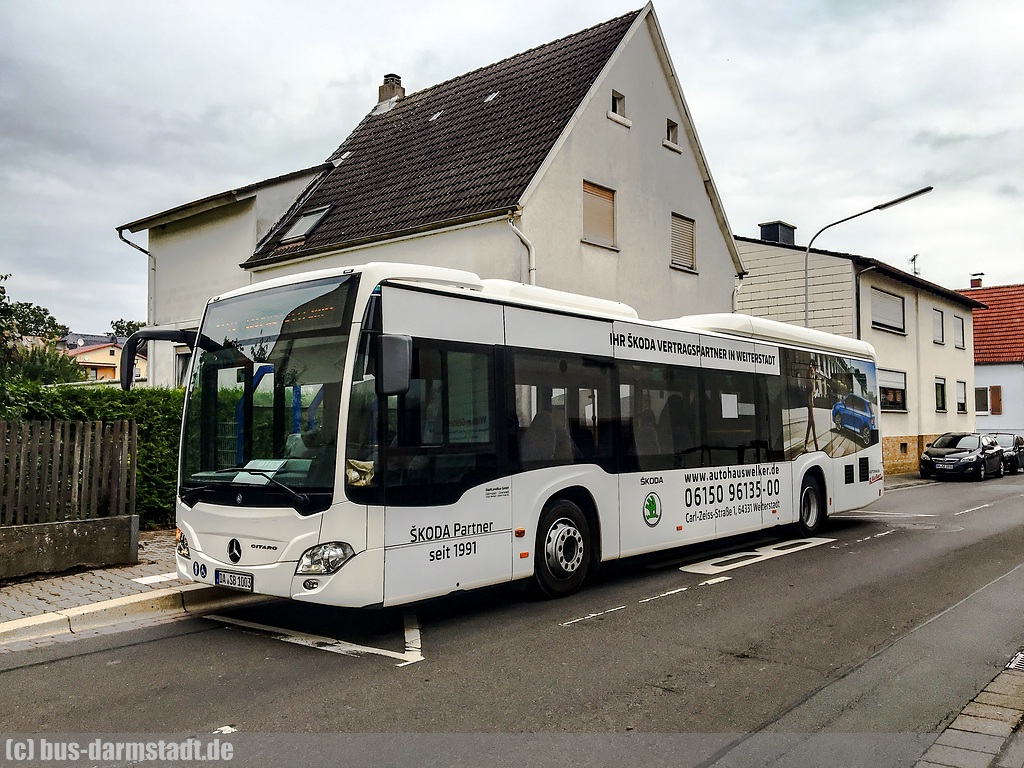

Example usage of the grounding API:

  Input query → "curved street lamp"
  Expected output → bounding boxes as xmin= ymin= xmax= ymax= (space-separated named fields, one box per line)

xmin=803 ymin=186 xmax=933 ymax=326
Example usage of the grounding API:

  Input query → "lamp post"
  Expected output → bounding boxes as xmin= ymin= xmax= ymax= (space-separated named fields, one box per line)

xmin=803 ymin=186 xmax=933 ymax=326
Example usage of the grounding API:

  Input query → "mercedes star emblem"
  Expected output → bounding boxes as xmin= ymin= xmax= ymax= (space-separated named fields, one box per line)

xmin=227 ymin=538 xmax=242 ymax=564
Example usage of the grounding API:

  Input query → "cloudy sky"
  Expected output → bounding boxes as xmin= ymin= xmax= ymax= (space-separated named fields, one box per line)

xmin=1 ymin=0 xmax=1020 ymax=333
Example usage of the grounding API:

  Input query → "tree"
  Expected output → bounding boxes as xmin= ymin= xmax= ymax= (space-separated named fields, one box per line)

xmin=15 ymin=343 xmax=86 ymax=385
xmin=109 ymin=318 xmax=145 ymax=338
xmin=12 ymin=301 xmax=69 ymax=339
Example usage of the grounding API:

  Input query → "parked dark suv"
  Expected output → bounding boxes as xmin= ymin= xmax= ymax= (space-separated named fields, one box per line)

xmin=989 ymin=433 xmax=1024 ymax=474
xmin=919 ymin=432 xmax=1004 ymax=481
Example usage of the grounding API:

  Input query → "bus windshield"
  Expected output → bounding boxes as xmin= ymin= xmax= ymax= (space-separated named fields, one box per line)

xmin=180 ymin=275 xmax=359 ymax=512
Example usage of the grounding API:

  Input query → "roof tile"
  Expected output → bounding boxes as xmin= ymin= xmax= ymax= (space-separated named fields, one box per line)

xmin=958 ymin=283 xmax=1024 ymax=364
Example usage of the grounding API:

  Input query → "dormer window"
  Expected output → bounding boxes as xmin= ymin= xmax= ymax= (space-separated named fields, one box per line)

xmin=280 ymin=207 xmax=330 ymax=244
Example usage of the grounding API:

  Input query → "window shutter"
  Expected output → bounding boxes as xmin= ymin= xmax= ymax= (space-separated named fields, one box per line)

xmin=671 ymin=213 xmax=696 ymax=270
xmin=583 ymin=182 xmax=615 ymax=247
xmin=991 ymin=385 xmax=1002 ymax=415
xmin=871 ymin=289 xmax=905 ymax=332
xmin=878 ymin=369 xmax=906 ymax=390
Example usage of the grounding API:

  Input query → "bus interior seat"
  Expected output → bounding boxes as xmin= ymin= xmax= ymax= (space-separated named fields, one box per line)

xmin=520 ymin=410 xmax=555 ymax=464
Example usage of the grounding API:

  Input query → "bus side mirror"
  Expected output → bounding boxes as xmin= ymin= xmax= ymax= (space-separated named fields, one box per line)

xmin=376 ymin=334 xmax=412 ymax=396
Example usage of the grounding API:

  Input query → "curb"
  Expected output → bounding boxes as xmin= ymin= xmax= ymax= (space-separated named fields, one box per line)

xmin=0 ymin=585 xmax=266 ymax=645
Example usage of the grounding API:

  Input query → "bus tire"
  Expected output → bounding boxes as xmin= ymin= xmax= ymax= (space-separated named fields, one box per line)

xmin=534 ymin=499 xmax=591 ymax=598
xmin=797 ymin=474 xmax=825 ymax=537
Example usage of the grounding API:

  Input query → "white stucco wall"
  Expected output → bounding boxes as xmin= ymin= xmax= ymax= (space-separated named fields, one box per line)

xmin=975 ymin=363 xmax=1024 ymax=433
xmin=518 ymin=16 xmax=739 ymax=319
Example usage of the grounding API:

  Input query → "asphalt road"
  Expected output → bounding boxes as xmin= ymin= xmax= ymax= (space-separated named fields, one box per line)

xmin=2 ymin=473 xmax=1023 ymax=767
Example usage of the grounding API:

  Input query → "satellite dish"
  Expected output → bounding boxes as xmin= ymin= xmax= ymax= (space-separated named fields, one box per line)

xmin=77 ymin=338 xmax=85 ymax=347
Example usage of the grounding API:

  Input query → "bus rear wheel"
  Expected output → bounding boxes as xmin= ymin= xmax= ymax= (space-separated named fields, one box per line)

xmin=534 ymin=499 xmax=591 ymax=598
xmin=797 ymin=475 xmax=825 ymax=537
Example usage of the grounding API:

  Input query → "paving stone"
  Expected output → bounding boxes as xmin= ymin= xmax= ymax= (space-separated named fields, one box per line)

xmin=935 ymin=728 xmax=1005 ymax=755
xmin=920 ymin=743 xmax=997 ymax=768
xmin=978 ymin=692 xmax=1024 ymax=711
xmin=950 ymin=714 xmax=1015 ymax=739
xmin=963 ymin=702 xmax=1024 ymax=725
xmin=996 ymin=730 xmax=1024 ymax=768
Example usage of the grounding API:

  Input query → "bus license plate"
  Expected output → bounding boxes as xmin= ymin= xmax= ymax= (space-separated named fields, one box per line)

xmin=215 ymin=570 xmax=253 ymax=592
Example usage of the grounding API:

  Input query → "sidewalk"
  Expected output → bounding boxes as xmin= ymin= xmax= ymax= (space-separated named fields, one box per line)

xmin=1 ymin=479 xmax=1021 ymax=766
xmin=0 ymin=529 xmax=259 ymax=649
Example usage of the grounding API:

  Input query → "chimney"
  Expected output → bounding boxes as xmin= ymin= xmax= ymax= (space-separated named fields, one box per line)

xmin=378 ymin=73 xmax=405 ymax=104
xmin=970 ymin=273 xmax=984 ymax=288
xmin=759 ymin=221 xmax=797 ymax=246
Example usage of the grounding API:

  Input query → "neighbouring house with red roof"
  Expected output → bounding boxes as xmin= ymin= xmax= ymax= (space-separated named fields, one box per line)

xmin=958 ymin=279 xmax=1024 ymax=433
xmin=118 ymin=4 xmax=745 ymax=387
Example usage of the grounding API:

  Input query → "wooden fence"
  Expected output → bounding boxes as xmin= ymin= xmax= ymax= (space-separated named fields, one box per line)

xmin=0 ymin=420 xmax=137 ymax=526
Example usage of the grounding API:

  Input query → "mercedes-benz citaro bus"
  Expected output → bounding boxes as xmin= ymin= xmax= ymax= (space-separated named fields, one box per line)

xmin=121 ymin=262 xmax=883 ymax=608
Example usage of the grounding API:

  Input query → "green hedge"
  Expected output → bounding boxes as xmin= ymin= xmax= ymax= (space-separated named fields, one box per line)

xmin=5 ymin=383 xmax=185 ymax=529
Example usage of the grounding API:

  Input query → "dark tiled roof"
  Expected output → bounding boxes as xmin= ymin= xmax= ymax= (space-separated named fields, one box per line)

xmin=247 ymin=9 xmax=643 ymax=268
xmin=957 ymin=283 xmax=1024 ymax=364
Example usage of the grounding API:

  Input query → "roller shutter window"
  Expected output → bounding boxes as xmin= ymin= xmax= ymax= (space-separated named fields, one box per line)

xmin=871 ymin=288 xmax=905 ymax=333
xmin=671 ymin=213 xmax=696 ymax=271
xmin=878 ymin=368 xmax=907 ymax=411
xmin=583 ymin=181 xmax=615 ymax=248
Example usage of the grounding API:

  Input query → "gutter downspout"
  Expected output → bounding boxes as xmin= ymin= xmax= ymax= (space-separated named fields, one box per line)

xmin=732 ymin=274 xmax=744 ymax=312
xmin=854 ymin=265 xmax=877 ymax=339
xmin=117 ymin=227 xmax=156 ymax=327
xmin=508 ymin=212 xmax=536 ymax=285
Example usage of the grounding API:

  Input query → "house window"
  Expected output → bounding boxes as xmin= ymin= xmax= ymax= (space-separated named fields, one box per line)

xmin=666 ymin=119 xmax=679 ymax=144
xmin=978 ymin=385 xmax=1003 ymax=415
xmin=280 ymin=206 xmax=330 ymax=243
xmin=109 ymin=348 xmax=116 ymax=356
xmin=932 ymin=308 xmax=944 ymax=344
xmin=582 ymin=181 xmax=616 ymax=248
xmin=954 ymin=316 xmax=965 ymax=348
xmin=611 ymin=91 xmax=626 ymax=117
xmin=934 ymin=377 xmax=947 ymax=412
xmin=670 ymin=213 xmax=696 ymax=271
xmin=956 ymin=381 xmax=967 ymax=413
xmin=878 ymin=369 xmax=907 ymax=412
xmin=871 ymin=288 xmax=905 ymax=333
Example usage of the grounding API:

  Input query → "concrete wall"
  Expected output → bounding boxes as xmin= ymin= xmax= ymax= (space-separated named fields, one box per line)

xmin=0 ymin=516 xmax=139 ymax=581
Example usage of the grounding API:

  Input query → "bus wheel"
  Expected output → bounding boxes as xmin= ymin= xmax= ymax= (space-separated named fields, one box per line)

xmin=797 ymin=475 xmax=825 ymax=537
xmin=534 ymin=499 xmax=591 ymax=598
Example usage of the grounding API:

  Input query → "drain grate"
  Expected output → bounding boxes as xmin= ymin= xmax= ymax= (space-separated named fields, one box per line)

xmin=1007 ymin=651 xmax=1024 ymax=672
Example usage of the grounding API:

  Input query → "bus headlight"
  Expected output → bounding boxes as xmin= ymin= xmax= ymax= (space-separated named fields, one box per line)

xmin=296 ymin=542 xmax=355 ymax=575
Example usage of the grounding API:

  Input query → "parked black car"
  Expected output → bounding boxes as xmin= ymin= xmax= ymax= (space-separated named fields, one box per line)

xmin=919 ymin=432 xmax=1004 ymax=481
xmin=989 ymin=433 xmax=1024 ymax=474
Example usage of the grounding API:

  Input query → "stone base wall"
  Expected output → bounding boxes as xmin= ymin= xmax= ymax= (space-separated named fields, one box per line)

xmin=883 ymin=434 xmax=942 ymax=476
xmin=0 ymin=516 xmax=139 ymax=581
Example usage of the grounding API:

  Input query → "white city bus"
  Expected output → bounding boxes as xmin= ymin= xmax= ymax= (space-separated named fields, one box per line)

xmin=123 ymin=262 xmax=883 ymax=607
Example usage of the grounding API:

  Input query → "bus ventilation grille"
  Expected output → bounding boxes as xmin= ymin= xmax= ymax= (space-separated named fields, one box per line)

xmin=1007 ymin=652 xmax=1024 ymax=672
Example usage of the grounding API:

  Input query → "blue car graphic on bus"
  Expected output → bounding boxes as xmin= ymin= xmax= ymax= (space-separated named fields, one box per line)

xmin=832 ymin=393 xmax=876 ymax=445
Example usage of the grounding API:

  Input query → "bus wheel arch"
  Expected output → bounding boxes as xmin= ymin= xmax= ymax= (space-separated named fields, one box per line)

xmin=533 ymin=487 xmax=600 ymax=598
xmin=797 ymin=467 xmax=827 ymax=536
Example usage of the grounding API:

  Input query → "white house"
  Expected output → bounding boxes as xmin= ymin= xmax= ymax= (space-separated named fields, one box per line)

xmin=118 ymin=4 xmax=745 ymax=387
xmin=735 ymin=221 xmax=984 ymax=474
xmin=958 ymin=280 xmax=1024 ymax=433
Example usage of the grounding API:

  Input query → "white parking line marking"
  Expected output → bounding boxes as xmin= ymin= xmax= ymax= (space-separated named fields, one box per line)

xmin=954 ymin=504 xmax=990 ymax=516
xmin=638 ymin=587 xmax=688 ymax=604
xmin=131 ymin=572 xmax=179 ymax=585
xmin=698 ymin=576 xmax=732 ymax=586
xmin=207 ymin=612 xmax=424 ymax=666
xmin=679 ymin=538 xmax=834 ymax=575
xmin=561 ymin=606 xmax=627 ymax=626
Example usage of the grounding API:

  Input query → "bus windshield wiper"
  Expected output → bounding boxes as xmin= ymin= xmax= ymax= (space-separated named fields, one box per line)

xmin=184 ymin=466 xmax=309 ymax=514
